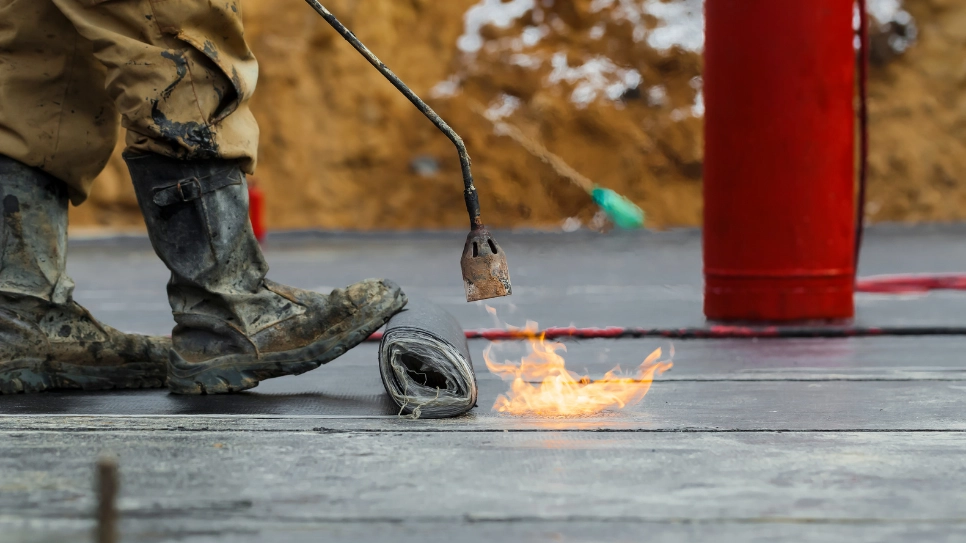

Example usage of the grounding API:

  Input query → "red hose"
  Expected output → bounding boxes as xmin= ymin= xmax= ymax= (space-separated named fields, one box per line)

xmin=856 ymin=274 xmax=966 ymax=293
xmin=855 ymin=0 xmax=870 ymax=269
xmin=846 ymin=10 xmax=966 ymax=295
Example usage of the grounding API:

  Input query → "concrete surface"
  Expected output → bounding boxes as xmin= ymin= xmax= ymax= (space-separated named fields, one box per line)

xmin=3 ymin=225 xmax=966 ymax=542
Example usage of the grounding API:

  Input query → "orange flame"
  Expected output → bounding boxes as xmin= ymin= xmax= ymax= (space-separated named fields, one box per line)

xmin=484 ymin=322 xmax=672 ymax=416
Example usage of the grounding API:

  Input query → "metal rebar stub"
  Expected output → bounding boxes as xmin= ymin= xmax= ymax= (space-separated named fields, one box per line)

xmin=96 ymin=455 xmax=119 ymax=543
xmin=461 ymin=226 xmax=512 ymax=302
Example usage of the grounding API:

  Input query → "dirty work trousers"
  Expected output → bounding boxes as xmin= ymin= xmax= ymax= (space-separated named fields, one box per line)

xmin=0 ymin=0 xmax=258 ymax=205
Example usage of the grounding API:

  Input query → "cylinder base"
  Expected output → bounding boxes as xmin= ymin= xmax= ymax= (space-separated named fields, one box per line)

xmin=705 ymin=274 xmax=855 ymax=322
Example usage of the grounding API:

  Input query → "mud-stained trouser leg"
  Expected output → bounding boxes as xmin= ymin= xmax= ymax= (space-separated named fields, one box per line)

xmin=0 ymin=0 xmax=259 ymax=205
xmin=0 ymin=0 xmax=119 ymax=204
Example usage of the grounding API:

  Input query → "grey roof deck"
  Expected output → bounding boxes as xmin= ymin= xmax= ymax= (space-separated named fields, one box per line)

xmin=4 ymin=225 xmax=966 ymax=542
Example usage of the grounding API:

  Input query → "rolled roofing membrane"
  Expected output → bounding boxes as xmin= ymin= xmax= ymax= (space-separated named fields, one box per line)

xmin=379 ymin=301 xmax=478 ymax=419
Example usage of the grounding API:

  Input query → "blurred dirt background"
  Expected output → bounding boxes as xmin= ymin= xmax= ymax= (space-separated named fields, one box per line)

xmin=69 ymin=0 xmax=966 ymax=231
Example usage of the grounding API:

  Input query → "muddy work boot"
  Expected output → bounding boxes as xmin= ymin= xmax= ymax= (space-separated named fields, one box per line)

xmin=126 ymin=152 xmax=407 ymax=395
xmin=0 ymin=156 xmax=170 ymax=394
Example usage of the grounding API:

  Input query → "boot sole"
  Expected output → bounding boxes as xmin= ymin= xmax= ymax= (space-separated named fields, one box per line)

xmin=0 ymin=359 xmax=167 ymax=394
xmin=166 ymin=291 xmax=408 ymax=395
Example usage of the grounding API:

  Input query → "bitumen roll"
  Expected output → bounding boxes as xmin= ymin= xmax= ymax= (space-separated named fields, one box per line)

xmin=378 ymin=300 xmax=478 ymax=419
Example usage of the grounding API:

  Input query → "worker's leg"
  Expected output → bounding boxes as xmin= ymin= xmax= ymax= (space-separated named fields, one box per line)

xmin=0 ymin=157 xmax=170 ymax=394
xmin=0 ymin=0 xmax=169 ymax=394
xmin=52 ymin=0 xmax=407 ymax=395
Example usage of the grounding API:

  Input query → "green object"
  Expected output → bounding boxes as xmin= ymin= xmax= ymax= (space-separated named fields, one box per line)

xmin=591 ymin=186 xmax=645 ymax=229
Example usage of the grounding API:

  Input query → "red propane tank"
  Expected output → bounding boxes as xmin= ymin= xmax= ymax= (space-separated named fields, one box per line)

xmin=703 ymin=0 xmax=856 ymax=321
xmin=248 ymin=179 xmax=266 ymax=242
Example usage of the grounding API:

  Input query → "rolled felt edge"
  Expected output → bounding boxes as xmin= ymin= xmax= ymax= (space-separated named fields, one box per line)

xmin=378 ymin=300 xmax=478 ymax=418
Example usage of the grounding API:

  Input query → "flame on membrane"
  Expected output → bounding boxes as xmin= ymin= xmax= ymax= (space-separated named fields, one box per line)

xmin=484 ymin=322 xmax=672 ymax=416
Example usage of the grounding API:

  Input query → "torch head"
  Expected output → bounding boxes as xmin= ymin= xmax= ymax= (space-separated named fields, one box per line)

xmin=461 ymin=225 xmax=512 ymax=302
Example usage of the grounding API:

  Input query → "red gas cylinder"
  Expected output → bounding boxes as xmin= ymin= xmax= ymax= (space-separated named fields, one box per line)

xmin=248 ymin=178 xmax=266 ymax=242
xmin=703 ymin=0 xmax=856 ymax=321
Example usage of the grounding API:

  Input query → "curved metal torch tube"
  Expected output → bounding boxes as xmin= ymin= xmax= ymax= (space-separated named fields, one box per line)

xmin=304 ymin=0 xmax=482 ymax=228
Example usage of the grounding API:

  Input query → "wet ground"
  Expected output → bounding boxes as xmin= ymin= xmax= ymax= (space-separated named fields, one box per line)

xmin=3 ymin=225 xmax=966 ymax=542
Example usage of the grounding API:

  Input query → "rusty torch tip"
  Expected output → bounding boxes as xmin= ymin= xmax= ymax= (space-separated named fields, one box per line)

xmin=461 ymin=226 xmax=512 ymax=302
